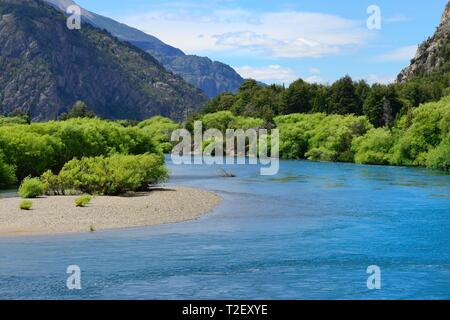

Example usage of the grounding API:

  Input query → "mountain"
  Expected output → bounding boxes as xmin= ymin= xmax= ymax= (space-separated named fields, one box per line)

xmin=0 ymin=0 xmax=207 ymax=121
xmin=398 ymin=1 xmax=450 ymax=82
xmin=44 ymin=0 xmax=244 ymax=98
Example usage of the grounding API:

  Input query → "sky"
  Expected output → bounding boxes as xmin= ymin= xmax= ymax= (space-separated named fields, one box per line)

xmin=77 ymin=0 xmax=448 ymax=86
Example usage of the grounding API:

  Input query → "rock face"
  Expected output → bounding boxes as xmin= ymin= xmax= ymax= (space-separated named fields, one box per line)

xmin=397 ymin=1 xmax=450 ymax=82
xmin=0 ymin=0 xmax=207 ymax=121
xmin=44 ymin=0 xmax=244 ymax=98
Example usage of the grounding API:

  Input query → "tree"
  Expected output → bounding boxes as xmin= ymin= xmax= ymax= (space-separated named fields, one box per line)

xmin=60 ymin=101 xmax=95 ymax=120
xmin=328 ymin=76 xmax=361 ymax=115
xmin=363 ymin=85 xmax=402 ymax=127
xmin=282 ymin=79 xmax=313 ymax=114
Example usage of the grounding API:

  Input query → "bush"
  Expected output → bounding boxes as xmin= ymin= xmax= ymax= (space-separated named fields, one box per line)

xmin=138 ymin=116 xmax=180 ymax=153
xmin=0 ymin=118 xmax=159 ymax=179
xmin=426 ymin=136 xmax=450 ymax=171
xmin=75 ymin=195 xmax=92 ymax=207
xmin=45 ymin=154 xmax=168 ymax=195
xmin=352 ymin=128 xmax=395 ymax=165
xmin=19 ymin=200 xmax=33 ymax=210
xmin=18 ymin=177 xmax=45 ymax=198
xmin=0 ymin=153 xmax=16 ymax=187
xmin=390 ymin=97 xmax=450 ymax=166
xmin=274 ymin=113 xmax=372 ymax=162
xmin=202 ymin=111 xmax=236 ymax=132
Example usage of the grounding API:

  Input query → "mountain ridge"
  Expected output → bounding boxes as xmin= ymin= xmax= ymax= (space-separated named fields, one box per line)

xmin=0 ymin=0 xmax=207 ymax=121
xmin=44 ymin=0 xmax=244 ymax=98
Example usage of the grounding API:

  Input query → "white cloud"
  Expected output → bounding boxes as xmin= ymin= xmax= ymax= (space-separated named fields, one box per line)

xmin=308 ymin=67 xmax=321 ymax=74
xmin=234 ymin=65 xmax=298 ymax=84
xmin=376 ymin=45 xmax=417 ymax=62
xmin=117 ymin=9 xmax=368 ymax=58
xmin=386 ymin=14 xmax=409 ymax=23
xmin=304 ymin=75 xmax=326 ymax=84
xmin=362 ymin=74 xmax=396 ymax=84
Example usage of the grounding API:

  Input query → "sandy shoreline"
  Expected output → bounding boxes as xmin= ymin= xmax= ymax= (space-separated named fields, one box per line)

xmin=0 ymin=187 xmax=222 ymax=237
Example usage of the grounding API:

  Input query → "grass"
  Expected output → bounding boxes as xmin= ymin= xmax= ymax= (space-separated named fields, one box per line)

xmin=19 ymin=200 xmax=32 ymax=210
xmin=18 ymin=177 xmax=45 ymax=199
xmin=75 ymin=195 xmax=92 ymax=207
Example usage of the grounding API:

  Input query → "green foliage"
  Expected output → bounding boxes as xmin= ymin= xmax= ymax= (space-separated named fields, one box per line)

xmin=41 ymin=170 xmax=69 ymax=196
xmin=328 ymin=76 xmax=362 ymax=115
xmin=45 ymin=154 xmax=169 ymax=195
xmin=275 ymin=113 xmax=372 ymax=162
xmin=201 ymin=111 xmax=264 ymax=133
xmin=229 ymin=116 xmax=264 ymax=130
xmin=0 ymin=152 xmax=16 ymax=187
xmin=19 ymin=200 xmax=33 ymax=211
xmin=201 ymin=73 xmax=446 ymax=129
xmin=0 ymin=118 xmax=159 ymax=179
xmin=202 ymin=111 xmax=237 ymax=132
xmin=426 ymin=136 xmax=450 ymax=171
xmin=275 ymin=113 xmax=326 ymax=159
xmin=59 ymin=101 xmax=95 ymax=120
xmin=390 ymin=96 xmax=450 ymax=167
xmin=18 ymin=177 xmax=45 ymax=199
xmin=75 ymin=195 xmax=92 ymax=207
xmin=203 ymin=80 xmax=284 ymax=124
xmin=0 ymin=116 xmax=29 ymax=126
xmin=352 ymin=128 xmax=395 ymax=165
xmin=138 ymin=116 xmax=180 ymax=153
xmin=305 ymin=115 xmax=372 ymax=162
xmin=390 ymin=97 xmax=450 ymax=166
xmin=354 ymin=96 xmax=450 ymax=170
xmin=282 ymin=79 xmax=314 ymax=114
xmin=363 ymin=85 xmax=402 ymax=127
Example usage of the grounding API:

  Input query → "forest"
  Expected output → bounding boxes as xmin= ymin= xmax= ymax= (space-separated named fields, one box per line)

xmin=1 ymin=70 xmax=450 ymax=194
xmin=200 ymin=74 xmax=447 ymax=128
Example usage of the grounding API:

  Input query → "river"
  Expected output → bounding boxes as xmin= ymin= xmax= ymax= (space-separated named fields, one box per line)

xmin=0 ymin=157 xmax=449 ymax=299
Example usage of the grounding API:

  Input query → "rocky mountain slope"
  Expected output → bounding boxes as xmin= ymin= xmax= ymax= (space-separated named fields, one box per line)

xmin=398 ymin=1 xmax=450 ymax=82
xmin=0 ymin=0 xmax=207 ymax=121
xmin=45 ymin=0 xmax=244 ymax=98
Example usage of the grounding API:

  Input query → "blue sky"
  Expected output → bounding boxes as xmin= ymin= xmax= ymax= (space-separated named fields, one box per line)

xmin=77 ymin=0 xmax=448 ymax=85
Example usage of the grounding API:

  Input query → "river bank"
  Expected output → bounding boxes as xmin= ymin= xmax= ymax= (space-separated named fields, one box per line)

xmin=0 ymin=187 xmax=222 ymax=237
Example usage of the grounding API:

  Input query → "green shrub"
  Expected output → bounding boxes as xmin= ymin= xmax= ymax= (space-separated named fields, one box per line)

xmin=45 ymin=154 xmax=168 ymax=195
xmin=0 ymin=116 xmax=28 ymax=126
xmin=352 ymin=128 xmax=395 ymax=165
xmin=0 ymin=153 xmax=16 ymax=187
xmin=75 ymin=195 xmax=92 ymax=207
xmin=19 ymin=200 xmax=33 ymax=210
xmin=426 ymin=136 xmax=450 ymax=171
xmin=274 ymin=113 xmax=372 ymax=162
xmin=202 ymin=111 xmax=236 ymax=132
xmin=138 ymin=116 xmax=180 ymax=153
xmin=390 ymin=97 xmax=450 ymax=166
xmin=0 ymin=118 xmax=159 ymax=179
xmin=18 ymin=177 xmax=45 ymax=198
xmin=41 ymin=170 xmax=70 ymax=195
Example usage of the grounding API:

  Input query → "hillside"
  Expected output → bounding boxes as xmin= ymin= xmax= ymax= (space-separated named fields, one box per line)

xmin=0 ymin=0 xmax=207 ymax=121
xmin=398 ymin=1 xmax=450 ymax=82
xmin=45 ymin=0 xmax=244 ymax=98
